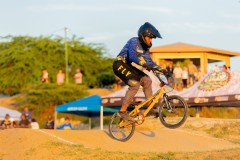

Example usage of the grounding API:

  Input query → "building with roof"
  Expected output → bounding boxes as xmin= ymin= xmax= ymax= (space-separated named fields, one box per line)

xmin=150 ymin=42 xmax=240 ymax=73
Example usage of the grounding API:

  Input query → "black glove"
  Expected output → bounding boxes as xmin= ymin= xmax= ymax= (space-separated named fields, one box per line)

xmin=142 ymin=64 xmax=153 ymax=71
xmin=153 ymin=66 xmax=163 ymax=72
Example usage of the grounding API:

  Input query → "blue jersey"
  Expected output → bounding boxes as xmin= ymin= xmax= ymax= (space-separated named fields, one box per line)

xmin=117 ymin=37 xmax=157 ymax=67
xmin=23 ymin=111 xmax=32 ymax=120
xmin=57 ymin=123 xmax=73 ymax=130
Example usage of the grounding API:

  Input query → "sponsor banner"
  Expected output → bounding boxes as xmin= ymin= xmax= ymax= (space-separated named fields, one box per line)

xmin=194 ymin=97 xmax=209 ymax=103
xmin=198 ymin=71 xmax=230 ymax=91
xmin=67 ymin=107 xmax=87 ymax=111
xmin=215 ymin=96 xmax=229 ymax=102
xmin=102 ymin=94 xmax=240 ymax=107
xmin=101 ymin=97 xmax=123 ymax=106
xmin=235 ymin=94 xmax=240 ymax=100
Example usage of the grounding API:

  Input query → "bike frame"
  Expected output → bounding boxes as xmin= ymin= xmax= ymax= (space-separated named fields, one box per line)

xmin=118 ymin=72 xmax=169 ymax=127
xmin=118 ymin=87 xmax=165 ymax=128
xmin=128 ymin=87 xmax=165 ymax=117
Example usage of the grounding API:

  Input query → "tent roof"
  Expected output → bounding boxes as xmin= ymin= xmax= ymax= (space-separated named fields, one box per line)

xmin=150 ymin=42 xmax=240 ymax=57
xmin=56 ymin=95 xmax=117 ymax=116
xmin=0 ymin=106 xmax=21 ymax=121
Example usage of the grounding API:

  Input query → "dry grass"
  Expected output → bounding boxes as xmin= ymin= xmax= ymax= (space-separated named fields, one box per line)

xmin=23 ymin=140 xmax=177 ymax=160
xmin=22 ymin=139 xmax=240 ymax=160
xmin=183 ymin=118 xmax=240 ymax=144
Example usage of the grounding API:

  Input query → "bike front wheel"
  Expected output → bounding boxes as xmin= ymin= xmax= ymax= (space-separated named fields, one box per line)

xmin=159 ymin=95 xmax=188 ymax=129
xmin=108 ymin=112 xmax=135 ymax=142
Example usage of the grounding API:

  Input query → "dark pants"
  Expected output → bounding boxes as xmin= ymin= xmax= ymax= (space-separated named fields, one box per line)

xmin=182 ymin=79 xmax=187 ymax=88
xmin=113 ymin=60 xmax=152 ymax=107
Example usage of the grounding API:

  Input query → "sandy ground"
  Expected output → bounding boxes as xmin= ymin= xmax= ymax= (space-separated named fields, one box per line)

xmin=41 ymin=127 xmax=238 ymax=153
xmin=0 ymin=118 xmax=239 ymax=160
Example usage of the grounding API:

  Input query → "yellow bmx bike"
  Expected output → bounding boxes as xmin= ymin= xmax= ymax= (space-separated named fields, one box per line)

xmin=108 ymin=69 xmax=188 ymax=141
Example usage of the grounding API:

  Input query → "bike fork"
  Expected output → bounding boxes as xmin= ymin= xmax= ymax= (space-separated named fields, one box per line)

xmin=163 ymin=93 xmax=172 ymax=112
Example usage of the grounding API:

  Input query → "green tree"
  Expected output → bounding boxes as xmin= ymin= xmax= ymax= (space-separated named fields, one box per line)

xmin=0 ymin=35 xmax=114 ymax=94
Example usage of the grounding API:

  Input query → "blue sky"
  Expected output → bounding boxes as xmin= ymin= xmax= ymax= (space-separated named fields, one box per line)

xmin=1 ymin=0 xmax=240 ymax=70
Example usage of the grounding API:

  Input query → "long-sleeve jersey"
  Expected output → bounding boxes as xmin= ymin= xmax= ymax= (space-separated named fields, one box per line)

xmin=116 ymin=37 xmax=157 ymax=67
xmin=57 ymin=123 xmax=73 ymax=130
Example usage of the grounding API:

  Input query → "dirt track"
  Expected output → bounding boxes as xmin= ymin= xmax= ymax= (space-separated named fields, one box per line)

xmin=0 ymin=118 xmax=240 ymax=160
xmin=37 ymin=128 xmax=237 ymax=153
xmin=1 ymin=125 xmax=238 ymax=153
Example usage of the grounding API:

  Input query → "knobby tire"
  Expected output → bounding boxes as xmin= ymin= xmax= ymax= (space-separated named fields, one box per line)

xmin=159 ymin=95 xmax=188 ymax=129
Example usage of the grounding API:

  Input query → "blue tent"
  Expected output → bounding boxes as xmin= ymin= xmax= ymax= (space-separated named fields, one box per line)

xmin=56 ymin=95 xmax=116 ymax=116
xmin=55 ymin=95 xmax=117 ymax=129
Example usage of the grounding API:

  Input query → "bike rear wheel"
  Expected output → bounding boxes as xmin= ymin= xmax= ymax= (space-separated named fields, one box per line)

xmin=108 ymin=112 xmax=135 ymax=142
xmin=159 ymin=95 xmax=188 ymax=129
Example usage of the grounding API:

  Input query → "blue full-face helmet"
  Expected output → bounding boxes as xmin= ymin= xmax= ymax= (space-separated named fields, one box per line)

xmin=138 ymin=22 xmax=162 ymax=49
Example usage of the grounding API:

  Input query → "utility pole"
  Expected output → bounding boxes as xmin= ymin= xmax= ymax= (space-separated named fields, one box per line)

xmin=64 ymin=27 xmax=69 ymax=84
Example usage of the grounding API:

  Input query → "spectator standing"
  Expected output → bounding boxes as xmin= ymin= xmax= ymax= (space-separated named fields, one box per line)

xmin=182 ymin=67 xmax=188 ymax=89
xmin=57 ymin=69 xmax=65 ymax=85
xmin=165 ymin=63 xmax=174 ymax=87
xmin=41 ymin=69 xmax=49 ymax=83
xmin=57 ymin=116 xmax=73 ymax=130
xmin=196 ymin=69 xmax=204 ymax=81
xmin=45 ymin=114 xmax=54 ymax=129
xmin=173 ymin=63 xmax=183 ymax=91
xmin=0 ymin=114 xmax=12 ymax=129
xmin=73 ymin=68 xmax=83 ymax=85
xmin=22 ymin=106 xmax=32 ymax=122
xmin=212 ymin=64 xmax=219 ymax=73
xmin=18 ymin=114 xmax=31 ymax=128
xmin=222 ymin=65 xmax=229 ymax=72
xmin=188 ymin=60 xmax=198 ymax=86
xmin=228 ymin=66 xmax=231 ymax=71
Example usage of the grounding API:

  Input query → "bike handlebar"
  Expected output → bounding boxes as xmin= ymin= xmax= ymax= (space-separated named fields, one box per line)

xmin=152 ymin=70 xmax=168 ymax=85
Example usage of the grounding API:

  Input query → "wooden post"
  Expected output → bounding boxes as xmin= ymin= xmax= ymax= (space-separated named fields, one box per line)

xmin=54 ymin=111 xmax=57 ymax=130
xmin=89 ymin=117 xmax=91 ymax=130
xmin=196 ymin=106 xmax=201 ymax=118
xmin=100 ymin=106 xmax=103 ymax=130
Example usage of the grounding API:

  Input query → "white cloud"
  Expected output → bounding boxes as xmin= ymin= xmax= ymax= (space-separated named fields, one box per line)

xmin=28 ymin=4 xmax=173 ymax=14
xmin=82 ymin=31 xmax=132 ymax=42
xmin=127 ymin=6 xmax=174 ymax=14
xmin=27 ymin=4 xmax=110 ymax=12
xmin=161 ymin=22 xmax=240 ymax=35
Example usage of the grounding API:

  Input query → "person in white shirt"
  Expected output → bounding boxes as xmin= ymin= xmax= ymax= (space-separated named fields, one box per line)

xmin=212 ymin=64 xmax=219 ymax=73
xmin=182 ymin=67 xmax=188 ymax=88
xmin=31 ymin=118 xmax=39 ymax=129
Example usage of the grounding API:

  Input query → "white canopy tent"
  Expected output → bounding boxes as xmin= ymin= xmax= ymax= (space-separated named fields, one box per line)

xmin=0 ymin=106 xmax=21 ymax=121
